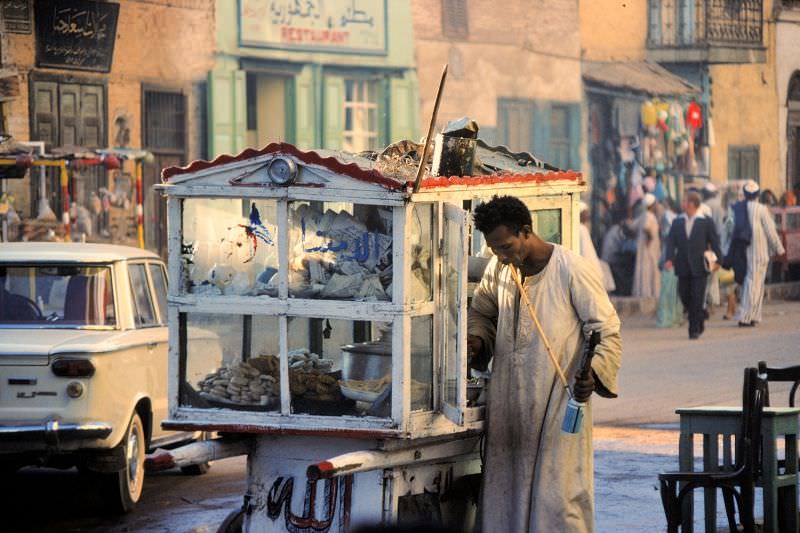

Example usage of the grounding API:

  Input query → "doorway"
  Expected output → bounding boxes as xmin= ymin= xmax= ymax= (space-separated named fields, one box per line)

xmin=247 ymin=73 xmax=290 ymax=147
xmin=143 ymin=89 xmax=186 ymax=258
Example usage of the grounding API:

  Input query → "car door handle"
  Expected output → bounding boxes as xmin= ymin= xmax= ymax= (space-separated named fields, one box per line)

xmin=147 ymin=342 xmax=158 ymax=350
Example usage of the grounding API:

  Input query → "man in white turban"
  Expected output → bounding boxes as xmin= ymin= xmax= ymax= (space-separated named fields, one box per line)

xmin=632 ymin=193 xmax=661 ymax=297
xmin=734 ymin=180 xmax=785 ymax=326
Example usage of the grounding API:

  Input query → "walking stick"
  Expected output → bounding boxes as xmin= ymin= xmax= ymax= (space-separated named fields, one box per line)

xmin=508 ymin=265 xmax=601 ymax=433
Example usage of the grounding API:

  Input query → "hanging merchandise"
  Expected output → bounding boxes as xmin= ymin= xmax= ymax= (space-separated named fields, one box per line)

xmin=641 ymin=100 xmax=657 ymax=128
xmin=655 ymin=102 xmax=670 ymax=132
xmin=668 ymin=102 xmax=687 ymax=141
xmin=686 ymin=101 xmax=703 ymax=131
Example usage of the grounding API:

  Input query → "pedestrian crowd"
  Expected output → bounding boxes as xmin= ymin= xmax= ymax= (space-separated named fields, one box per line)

xmin=579 ymin=178 xmax=787 ymax=339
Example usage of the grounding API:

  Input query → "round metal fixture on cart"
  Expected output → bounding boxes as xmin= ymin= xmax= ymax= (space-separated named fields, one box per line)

xmin=267 ymin=156 xmax=298 ymax=185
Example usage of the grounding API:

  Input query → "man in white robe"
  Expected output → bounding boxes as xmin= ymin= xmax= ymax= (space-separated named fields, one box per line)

xmin=735 ymin=180 xmax=785 ymax=326
xmin=633 ymin=193 xmax=661 ymax=297
xmin=468 ymin=196 xmax=622 ymax=533
xmin=578 ymin=202 xmax=615 ymax=292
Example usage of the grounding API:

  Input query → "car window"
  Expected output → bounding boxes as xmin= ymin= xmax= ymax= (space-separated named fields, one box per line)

xmin=0 ymin=264 xmax=115 ymax=327
xmin=128 ymin=263 xmax=157 ymax=327
xmin=148 ymin=263 xmax=168 ymax=325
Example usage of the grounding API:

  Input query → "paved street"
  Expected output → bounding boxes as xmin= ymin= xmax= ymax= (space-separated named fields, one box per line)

xmin=4 ymin=299 xmax=799 ymax=532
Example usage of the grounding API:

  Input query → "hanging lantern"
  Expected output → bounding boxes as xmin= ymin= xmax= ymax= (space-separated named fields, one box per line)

xmin=686 ymin=101 xmax=703 ymax=130
xmin=103 ymin=154 xmax=121 ymax=170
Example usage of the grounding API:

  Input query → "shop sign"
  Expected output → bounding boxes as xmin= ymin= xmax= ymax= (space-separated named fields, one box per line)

xmin=2 ymin=0 xmax=32 ymax=34
xmin=240 ymin=0 xmax=387 ymax=55
xmin=34 ymin=0 xmax=119 ymax=73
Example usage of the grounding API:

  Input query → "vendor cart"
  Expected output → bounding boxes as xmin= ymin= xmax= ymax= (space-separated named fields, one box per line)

xmin=155 ymin=140 xmax=586 ymax=532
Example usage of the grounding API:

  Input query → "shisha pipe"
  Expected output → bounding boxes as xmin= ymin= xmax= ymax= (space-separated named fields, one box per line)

xmin=508 ymin=264 xmax=600 ymax=433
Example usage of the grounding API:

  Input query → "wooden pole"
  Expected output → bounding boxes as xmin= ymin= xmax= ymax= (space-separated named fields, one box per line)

xmin=508 ymin=264 xmax=573 ymax=398
xmin=412 ymin=64 xmax=448 ymax=194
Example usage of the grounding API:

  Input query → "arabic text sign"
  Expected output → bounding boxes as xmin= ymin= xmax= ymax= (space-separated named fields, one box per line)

xmin=2 ymin=0 xmax=32 ymax=34
xmin=240 ymin=0 xmax=386 ymax=55
xmin=35 ymin=0 xmax=119 ymax=73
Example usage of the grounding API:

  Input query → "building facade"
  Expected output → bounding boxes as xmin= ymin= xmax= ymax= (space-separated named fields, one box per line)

xmin=412 ymin=0 xmax=584 ymax=174
xmin=209 ymin=1 xmax=419 ymax=157
xmin=776 ymin=1 xmax=800 ymax=194
xmin=0 ymin=0 xmax=214 ymax=255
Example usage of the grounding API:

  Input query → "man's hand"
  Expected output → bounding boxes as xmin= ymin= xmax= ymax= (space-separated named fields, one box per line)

xmin=664 ymin=260 xmax=673 ymax=271
xmin=572 ymin=371 xmax=595 ymax=403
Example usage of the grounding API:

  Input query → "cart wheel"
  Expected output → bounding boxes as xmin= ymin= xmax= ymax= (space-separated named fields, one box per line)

xmin=217 ymin=508 xmax=244 ymax=533
xmin=103 ymin=411 xmax=146 ymax=513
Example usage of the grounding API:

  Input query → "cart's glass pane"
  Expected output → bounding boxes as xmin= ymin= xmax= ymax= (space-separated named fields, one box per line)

xmin=411 ymin=315 xmax=433 ymax=411
xmin=288 ymin=202 xmax=393 ymax=301
xmin=181 ymin=199 xmax=279 ymax=296
xmin=409 ymin=204 xmax=434 ymax=303
xmin=288 ymin=317 xmax=391 ymax=417
xmin=180 ymin=312 xmax=280 ymax=413
xmin=532 ymin=208 xmax=562 ymax=244
xmin=443 ymin=217 xmax=462 ymax=406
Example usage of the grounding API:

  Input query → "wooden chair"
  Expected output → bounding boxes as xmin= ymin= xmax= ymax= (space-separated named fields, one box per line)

xmin=758 ymin=360 xmax=800 ymax=407
xmin=659 ymin=367 xmax=767 ymax=533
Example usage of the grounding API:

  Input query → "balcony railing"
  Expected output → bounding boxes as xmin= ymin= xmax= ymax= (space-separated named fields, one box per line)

xmin=648 ymin=0 xmax=763 ymax=48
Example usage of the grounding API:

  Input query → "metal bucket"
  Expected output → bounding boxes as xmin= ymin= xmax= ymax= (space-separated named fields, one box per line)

xmin=432 ymin=133 xmax=477 ymax=177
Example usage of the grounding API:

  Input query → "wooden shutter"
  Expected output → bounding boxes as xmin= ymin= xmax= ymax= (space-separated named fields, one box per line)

xmin=59 ymin=83 xmax=80 ymax=147
xmin=742 ymin=146 xmax=760 ymax=182
xmin=323 ymin=75 xmax=344 ymax=150
xmin=568 ymin=103 xmax=582 ymax=171
xmin=533 ymin=101 xmax=550 ymax=159
xmin=294 ymin=67 xmax=316 ymax=149
xmin=32 ymin=80 xmax=59 ymax=146
xmin=390 ymin=72 xmax=418 ymax=142
xmin=80 ymin=85 xmax=104 ymax=148
xmin=207 ymin=67 xmax=246 ymax=157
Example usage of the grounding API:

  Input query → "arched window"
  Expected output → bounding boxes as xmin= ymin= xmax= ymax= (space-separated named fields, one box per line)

xmin=788 ymin=71 xmax=800 ymax=190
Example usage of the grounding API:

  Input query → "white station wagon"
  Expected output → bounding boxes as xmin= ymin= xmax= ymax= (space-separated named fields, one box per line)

xmin=0 ymin=243 xmax=214 ymax=512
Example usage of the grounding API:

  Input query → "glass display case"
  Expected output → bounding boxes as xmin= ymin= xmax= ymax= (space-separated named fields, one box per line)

xmin=160 ymin=145 xmax=585 ymax=437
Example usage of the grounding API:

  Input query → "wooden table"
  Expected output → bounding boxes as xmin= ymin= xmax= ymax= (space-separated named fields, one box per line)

xmin=676 ymin=406 xmax=800 ymax=533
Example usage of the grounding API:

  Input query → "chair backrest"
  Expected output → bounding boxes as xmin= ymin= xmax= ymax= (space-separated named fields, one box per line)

xmin=738 ymin=367 xmax=767 ymax=478
xmin=757 ymin=360 xmax=800 ymax=407
xmin=63 ymin=275 xmax=89 ymax=323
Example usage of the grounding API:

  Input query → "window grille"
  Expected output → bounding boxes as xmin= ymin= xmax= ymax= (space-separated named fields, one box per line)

xmin=144 ymin=90 xmax=185 ymax=153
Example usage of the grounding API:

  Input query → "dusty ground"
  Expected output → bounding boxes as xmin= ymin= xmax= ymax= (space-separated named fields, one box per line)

xmin=4 ymin=300 xmax=798 ymax=532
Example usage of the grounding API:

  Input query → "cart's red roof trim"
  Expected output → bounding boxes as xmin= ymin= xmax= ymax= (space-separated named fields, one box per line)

xmin=161 ymin=142 xmax=583 ymax=190
xmin=411 ymin=171 xmax=584 ymax=189
xmin=161 ymin=142 xmax=404 ymax=191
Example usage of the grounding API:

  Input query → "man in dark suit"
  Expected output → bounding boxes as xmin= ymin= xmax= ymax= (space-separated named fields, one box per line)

xmin=664 ymin=191 xmax=722 ymax=339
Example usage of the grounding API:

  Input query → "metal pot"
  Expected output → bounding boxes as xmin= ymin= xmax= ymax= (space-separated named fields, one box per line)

xmin=340 ymin=341 xmax=432 ymax=385
xmin=340 ymin=341 xmax=392 ymax=382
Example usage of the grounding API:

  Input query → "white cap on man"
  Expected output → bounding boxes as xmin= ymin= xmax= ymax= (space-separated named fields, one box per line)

xmin=644 ymin=193 xmax=656 ymax=208
xmin=743 ymin=180 xmax=760 ymax=194
xmin=704 ymin=182 xmax=718 ymax=194
xmin=579 ymin=201 xmax=589 ymax=213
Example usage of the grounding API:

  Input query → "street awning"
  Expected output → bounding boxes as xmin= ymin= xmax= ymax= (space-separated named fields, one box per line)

xmin=583 ymin=61 xmax=699 ymax=98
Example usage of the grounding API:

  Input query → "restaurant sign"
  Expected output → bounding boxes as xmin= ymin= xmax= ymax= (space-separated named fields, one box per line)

xmin=239 ymin=0 xmax=387 ymax=55
xmin=35 ymin=0 xmax=120 ymax=73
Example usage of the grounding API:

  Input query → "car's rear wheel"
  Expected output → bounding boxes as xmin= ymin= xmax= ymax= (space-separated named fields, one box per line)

xmin=104 ymin=412 xmax=146 ymax=513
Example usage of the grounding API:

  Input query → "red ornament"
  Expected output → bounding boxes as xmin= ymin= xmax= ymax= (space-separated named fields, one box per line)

xmin=687 ymin=101 xmax=703 ymax=130
xmin=103 ymin=154 xmax=121 ymax=170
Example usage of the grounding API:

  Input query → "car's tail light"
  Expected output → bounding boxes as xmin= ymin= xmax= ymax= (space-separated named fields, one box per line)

xmin=52 ymin=359 xmax=95 ymax=377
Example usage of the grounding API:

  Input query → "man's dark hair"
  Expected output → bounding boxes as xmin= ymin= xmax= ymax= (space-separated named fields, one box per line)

xmin=685 ymin=191 xmax=702 ymax=207
xmin=473 ymin=195 xmax=532 ymax=235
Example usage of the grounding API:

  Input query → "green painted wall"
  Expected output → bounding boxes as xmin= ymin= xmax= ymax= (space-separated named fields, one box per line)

xmin=208 ymin=1 xmax=419 ymax=156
